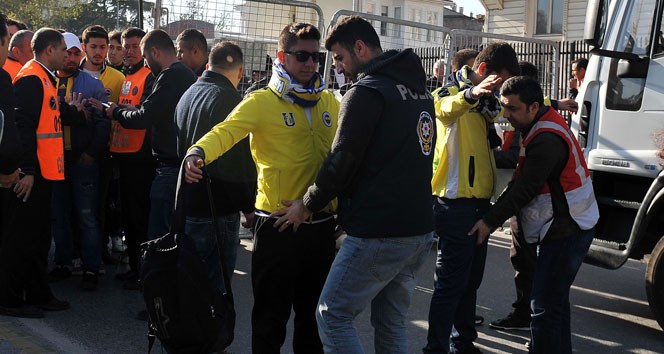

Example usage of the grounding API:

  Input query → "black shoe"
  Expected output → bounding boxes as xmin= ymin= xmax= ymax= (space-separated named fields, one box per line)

xmin=456 ymin=344 xmax=483 ymax=354
xmin=136 ymin=309 xmax=148 ymax=321
xmin=489 ymin=312 xmax=531 ymax=330
xmin=47 ymin=266 xmax=72 ymax=283
xmin=81 ymin=271 xmax=98 ymax=291
xmin=35 ymin=297 xmax=70 ymax=311
xmin=114 ymin=270 xmax=137 ymax=281
xmin=0 ymin=305 xmax=44 ymax=318
xmin=475 ymin=315 xmax=484 ymax=326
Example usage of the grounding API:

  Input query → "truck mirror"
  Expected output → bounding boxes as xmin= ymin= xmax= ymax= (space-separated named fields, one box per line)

xmin=616 ymin=58 xmax=649 ymax=78
xmin=584 ymin=0 xmax=608 ymax=48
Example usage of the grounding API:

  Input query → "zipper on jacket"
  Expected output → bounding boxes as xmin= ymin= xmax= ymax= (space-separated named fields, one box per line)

xmin=468 ymin=155 xmax=475 ymax=187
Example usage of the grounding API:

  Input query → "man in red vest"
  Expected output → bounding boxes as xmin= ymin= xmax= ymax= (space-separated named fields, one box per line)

xmin=0 ymin=28 xmax=72 ymax=318
xmin=470 ymin=76 xmax=599 ymax=353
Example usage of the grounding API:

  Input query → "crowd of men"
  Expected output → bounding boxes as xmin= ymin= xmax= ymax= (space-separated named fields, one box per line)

xmin=0 ymin=11 xmax=603 ymax=354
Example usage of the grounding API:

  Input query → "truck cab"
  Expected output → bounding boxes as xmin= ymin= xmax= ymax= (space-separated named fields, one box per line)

xmin=573 ymin=0 xmax=664 ymax=330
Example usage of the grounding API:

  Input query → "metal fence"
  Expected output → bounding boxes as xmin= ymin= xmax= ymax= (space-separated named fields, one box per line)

xmin=152 ymin=0 xmax=324 ymax=94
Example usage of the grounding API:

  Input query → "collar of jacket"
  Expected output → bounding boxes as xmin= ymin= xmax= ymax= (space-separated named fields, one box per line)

xmin=522 ymin=104 xmax=552 ymax=134
xmin=79 ymin=58 xmax=108 ymax=74
xmin=124 ymin=60 xmax=146 ymax=75
xmin=200 ymin=70 xmax=234 ymax=87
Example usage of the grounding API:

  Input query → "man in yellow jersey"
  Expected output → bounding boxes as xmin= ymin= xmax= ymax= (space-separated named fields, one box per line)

xmin=0 ymin=28 xmax=70 ymax=318
xmin=424 ymin=42 xmax=520 ymax=354
xmin=184 ymin=23 xmax=339 ymax=354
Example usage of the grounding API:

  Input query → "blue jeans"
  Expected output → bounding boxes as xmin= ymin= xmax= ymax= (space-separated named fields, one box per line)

xmin=52 ymin=162 xmax=101 ymax=272
xmin=424 ymin=198 xmax=490 ymax=354
xmin=148 ymin=166 xmax=178 ymax=240
xmin=529 ymin=228 xmax=594 ymax=354
xmin=316 ymin=232 xmax=434 ymax=354
xmin=185 ymin=213 xmax=240 ymax=295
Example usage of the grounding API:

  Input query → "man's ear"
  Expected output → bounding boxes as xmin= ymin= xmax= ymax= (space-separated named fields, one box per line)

xmin=277 ymin=50 xmax=285 ymax=63
xmin=476 ymin=62 xmax=487 ymax=77
xmin=529 ymin=101 xmax=541 ymax=116
xmin=238 ymin=66 xmax=244 ymax=80
xmin=354 ymin=40 xmax=367 ymax=59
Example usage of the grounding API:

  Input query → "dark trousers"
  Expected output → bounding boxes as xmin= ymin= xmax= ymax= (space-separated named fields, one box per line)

xmin=530 ymin=228 xmax=594 ymax=354
xmin=509 ymin=217 xmax=537 ymax=318
xmin=147 ymin=166 xmax=178 ymax=240
xmin=251 ymin=216 xmax=336 ymax=354
xmin=425 ymin=198 xmax=490 ymax=354
xmin=118 ymin=160 xmax=154 ymax=272
xmin=0 ymin=174 xmax=54 ymax=307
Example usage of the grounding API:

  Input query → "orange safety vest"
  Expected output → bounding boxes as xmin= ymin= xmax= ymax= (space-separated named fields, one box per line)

xmin=14 ymin=60 xmax=64 ymax=180
xmin=3 ymin=57 xmax=23 ymax=81
xmin=110 ymin=66 xmax=151 ymax=153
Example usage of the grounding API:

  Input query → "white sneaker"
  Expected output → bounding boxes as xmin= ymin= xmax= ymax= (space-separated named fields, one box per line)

xmin=112 ymin=235 xmax=127 ymax=252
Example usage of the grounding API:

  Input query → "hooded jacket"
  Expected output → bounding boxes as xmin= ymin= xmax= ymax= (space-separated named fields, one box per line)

xmin=303 ymin=49 xmax=435 ymax=238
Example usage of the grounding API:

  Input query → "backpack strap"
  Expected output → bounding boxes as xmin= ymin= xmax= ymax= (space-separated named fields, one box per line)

xmin=204 ymin=167 xmax=234 ymax=302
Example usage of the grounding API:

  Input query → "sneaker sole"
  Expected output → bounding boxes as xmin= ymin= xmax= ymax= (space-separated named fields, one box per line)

xmin=488 ymin=323 xmax=531 ymax=331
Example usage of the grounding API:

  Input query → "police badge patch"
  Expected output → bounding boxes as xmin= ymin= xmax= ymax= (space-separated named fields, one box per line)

xmin=322 ymin=112 xmax=332 ymax=127
xmin=282 ymin=112 xmax=295 ymax=126
xmin=121 ymin=81 xmax=131 ymax=95
xmin=132 ymin=86 xmax=139 ymax=96
xmin=417 ymin=111 xmax=434 ymax=156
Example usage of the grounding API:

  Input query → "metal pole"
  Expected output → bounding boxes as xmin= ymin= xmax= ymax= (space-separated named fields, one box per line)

xmin=138 ymin=0 xmax=144 ymax=29
xmin=154 ymin=0 xmax=162 ymax=29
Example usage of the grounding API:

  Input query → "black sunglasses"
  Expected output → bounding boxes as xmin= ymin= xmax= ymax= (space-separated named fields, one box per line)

xmin=284 ymin=50 xmax=323 ymax=63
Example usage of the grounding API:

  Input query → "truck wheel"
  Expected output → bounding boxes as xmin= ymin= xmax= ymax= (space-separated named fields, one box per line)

xmin=646 ymin=236 xmax=664 ymax=331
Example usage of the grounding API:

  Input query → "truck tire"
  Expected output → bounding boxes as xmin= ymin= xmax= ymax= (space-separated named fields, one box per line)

xmin=646 ymin=236 xmax=664 ymax=331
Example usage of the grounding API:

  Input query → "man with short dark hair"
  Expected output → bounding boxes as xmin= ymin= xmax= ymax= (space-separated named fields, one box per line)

xmin=81 ymin=25 xmax=125 ymax=103
xmin=568 ymin=58 xmax=588 ymax=99
xmin=273 ymin=16 xmax=436 ymax=353
xmin=6 ymin=18 xmax=27 ymax=39
xmin=470 ymin=76 xmax=598 ymax=354
xmin=108 ymin=29 xmax=196 ymax=246
xmin=106 ymin=30 xmax=124 ymax=71
xmin=425 ymin=42 xmax=520 ymax=354
xmin=175 ymin=28 xmax=208 ymax=76
xmin=2 ymin=29 xmax=33 ymax=80
xmin=184 ymin=22 xmax=339 ymax=354
xmin=0 ymin=28 xmax=70 ymax=318
xmin=175 ymin=41 xmax=256 ymax=352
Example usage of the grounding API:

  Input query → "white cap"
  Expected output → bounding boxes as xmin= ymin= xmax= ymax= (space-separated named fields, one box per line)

xmin=62 ymin=32 xmax=82 ymax=51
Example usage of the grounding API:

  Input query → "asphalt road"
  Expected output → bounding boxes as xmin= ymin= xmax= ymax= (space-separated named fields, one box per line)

xmin=1 ymin=228 xmax=663 ymax=353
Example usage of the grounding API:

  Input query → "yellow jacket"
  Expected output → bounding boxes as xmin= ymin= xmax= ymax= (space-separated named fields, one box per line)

xmin=192 ymin=89 xmax=340 ymax=213
xmin=99 ymin=65 xmax=125 ymax=103
xmin=432 ymin=85 xmax=497 ymax=199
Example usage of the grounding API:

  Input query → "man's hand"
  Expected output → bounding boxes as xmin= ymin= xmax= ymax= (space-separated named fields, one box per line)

xmin=184 ymin=155 xmax=204 ymax=183
xmin=87 ymin=98 xmax=105 ymax=112
xmin=557 ymin=98 xmax=579 ymax=113
xmin=271 ymin=199 xmax=312 ymax=232
xmin=471 ymin=74 xmax=503 ymax=99
xmin=468 ymin=219 xmax=494 ymax=245
xmin=66 ymin=92 xmax=88 ymax=112
xmin=568 ymin=77 xmax=578 ymax=90
xmin=0 ymin=169 xmax=20 ymax=187
xmin=105 ymin=103 xmax=118 ymax=119
xmin=242 ymin=211 xmax=255 ymax=229
xmin=13 ymin=174 xmax=34 ymax=202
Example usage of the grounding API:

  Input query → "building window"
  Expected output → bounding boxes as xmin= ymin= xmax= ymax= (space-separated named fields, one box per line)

xmin=366 ymin=3 xmax=376 ymax=26
xmin=536 ymin=0 xmax=563 ymax=35
xmin=395 ymin=7 xmax=402 ymax=38
xmin=381 ymin=6 xmax=389 ymax=36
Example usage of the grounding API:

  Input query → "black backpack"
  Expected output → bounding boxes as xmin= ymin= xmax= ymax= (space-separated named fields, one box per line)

xmin=139 ymin=165 xmax=235 ymax=353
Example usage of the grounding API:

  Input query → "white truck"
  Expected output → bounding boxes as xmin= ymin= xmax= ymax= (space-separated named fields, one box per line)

xmin=574 ymin=0 xmax=664 ymax=331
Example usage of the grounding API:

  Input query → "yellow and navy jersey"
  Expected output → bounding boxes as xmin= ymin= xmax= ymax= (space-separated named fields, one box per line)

xmin=192 ymin=88 xmax=340 ymax=213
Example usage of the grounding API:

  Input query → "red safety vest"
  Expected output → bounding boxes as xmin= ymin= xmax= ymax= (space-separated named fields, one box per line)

xmin=110 ymin=65 xmax=151 ymax=153
xmin=14 ymin=60 xmax=64 ymax=180
xmin=516 ymin=107 xmax=599 ymax=243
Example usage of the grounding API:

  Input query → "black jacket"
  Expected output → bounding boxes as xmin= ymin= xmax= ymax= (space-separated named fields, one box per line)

xmin=0 ymin=68 xmax=20 ymax=174
xmin=303 ymin=49 xmax=436 ymax=238
xmin=483 ymin=106 xmax=581 ymax=242
xmin=176 ymin=70 xmax=257 ymax=217
xmin=114 ymin=61 xmax=196 ymax=166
